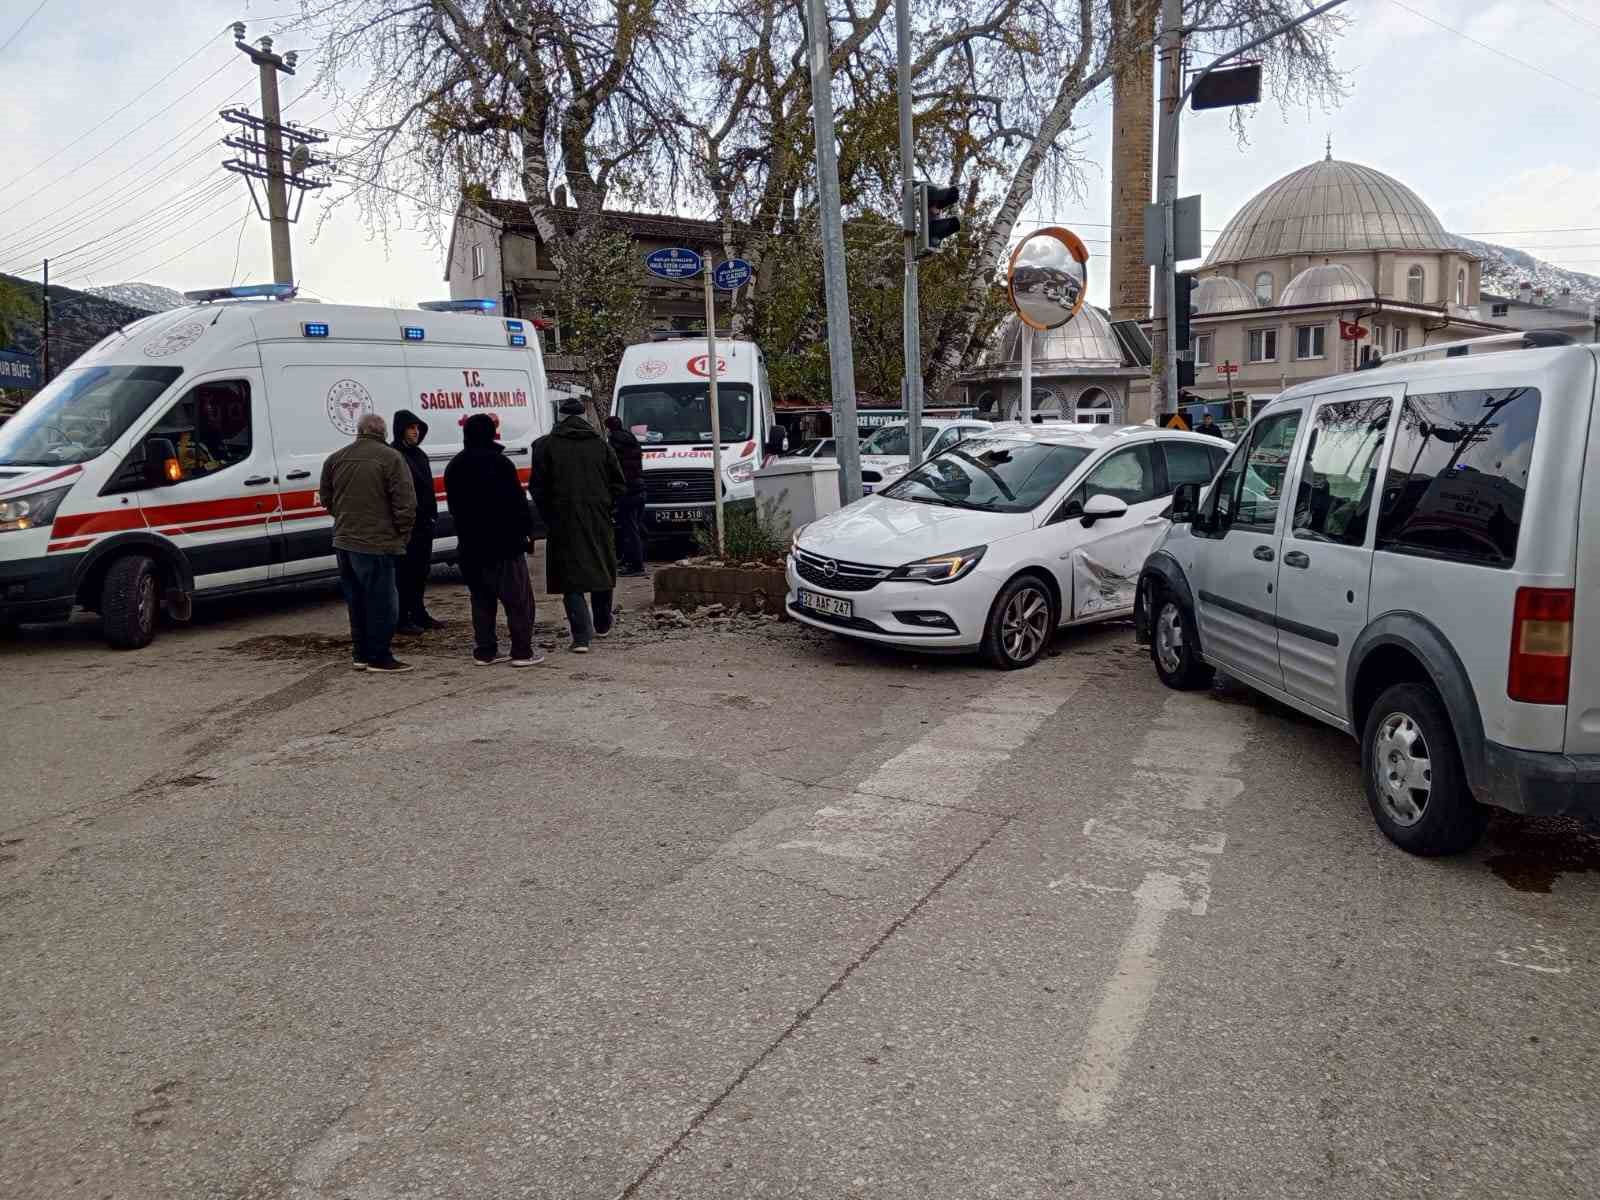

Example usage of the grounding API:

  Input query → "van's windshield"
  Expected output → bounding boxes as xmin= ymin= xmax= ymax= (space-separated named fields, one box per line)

xmin=0 ymin=365 xmax=182 ymax=466
xmin=615 ymin=383 xmax=753 ymax=445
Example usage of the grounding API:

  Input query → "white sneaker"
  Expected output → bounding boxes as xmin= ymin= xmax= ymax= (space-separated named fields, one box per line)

xmin=510 ymin=654 xmax=546 ymax=667
xmin=571 ymin=644 xmax=591 ymax=654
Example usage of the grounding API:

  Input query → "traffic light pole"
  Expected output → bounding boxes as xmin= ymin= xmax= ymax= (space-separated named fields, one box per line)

xmin=1153 ymin=0 xmax=1349 ymax=420
xmin=805 ymin=0 xmax=862 ymax=505
xmin=896 ymin=0 xmax=924 ymax=467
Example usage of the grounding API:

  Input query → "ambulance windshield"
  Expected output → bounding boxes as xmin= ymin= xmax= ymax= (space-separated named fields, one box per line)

xmin=0 ymin=365 xmax=182 ymax=466
xmin=614 ymin=383 xmax=753 ymax=446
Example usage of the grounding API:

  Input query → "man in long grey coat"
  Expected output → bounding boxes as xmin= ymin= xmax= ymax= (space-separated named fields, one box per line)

xmin=530 ymin=397 xmax=627 ymax=652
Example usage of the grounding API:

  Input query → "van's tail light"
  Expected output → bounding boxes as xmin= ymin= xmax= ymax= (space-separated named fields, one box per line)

xmin=1508 ymin=587 xmax=1574 ymax=705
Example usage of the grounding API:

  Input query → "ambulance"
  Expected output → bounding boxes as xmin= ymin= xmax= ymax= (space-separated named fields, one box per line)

xmin=610 ymin=334 xmax=787 ymax=535
xmin=0 ymin=285 xmax=550 ymax=648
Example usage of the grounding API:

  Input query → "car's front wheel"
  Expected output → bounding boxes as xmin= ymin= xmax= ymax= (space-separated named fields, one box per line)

xmin=1361 ymin=682 xmax=1486 ymax=855
xmin=980 ymin=574 xmax=1056 ymax=670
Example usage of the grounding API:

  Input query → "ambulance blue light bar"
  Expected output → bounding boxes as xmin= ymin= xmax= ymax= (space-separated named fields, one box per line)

xmin=508 ymin=333 xmax=528 ymax=347
xmin=184 ymin=283 xmax=297 ymax=303
xmin=302 ymin=322 xmax=330 ymax=338
xmin=505 ymin=319 xmax=525 ymax=332
xmin=418 ymin=298 xmax=497 ymax=313
xmin=403 ymin=326 xmax=426 ymax=341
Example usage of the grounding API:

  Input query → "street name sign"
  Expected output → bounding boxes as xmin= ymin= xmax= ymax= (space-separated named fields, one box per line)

xmin=712 ymin=258 xmax=753 ymax=291
xmin=644 ymin=247 xmax=704 ymax=280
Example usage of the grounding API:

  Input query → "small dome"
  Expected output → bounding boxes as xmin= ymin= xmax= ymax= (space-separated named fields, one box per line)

xmin=992 ymin=305 xmax=1122 ymax=367
xmin=1205 ymin=157 xmax=1457 ymax=266
xmin=1194 ymin=275 xmax=1258 ymax=314
xmin=1279 ymin=263 xmax=1374 ymax=307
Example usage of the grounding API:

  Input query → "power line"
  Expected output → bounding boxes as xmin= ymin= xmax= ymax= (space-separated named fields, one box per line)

xmin=1542 ymin=0 xmax=1600 ymax=37
xmin=35 ymin=177 xmax=241 ymax=274
xmin=64 ymin=207 xmax=256 ymax=290
xmin=58 ymin=187 xmax=248 ymax=286
xmin=0 ymin=0 xmax=51 ymax=58
xmin=1386 ymin=0 xmax=1600 ymax=105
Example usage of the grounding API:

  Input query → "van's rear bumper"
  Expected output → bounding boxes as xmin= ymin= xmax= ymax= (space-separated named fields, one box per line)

xmin=0 ymin=552 xmax=78 ymax=623
xmin=1480 ymin=740 xmax=1600 ymax=818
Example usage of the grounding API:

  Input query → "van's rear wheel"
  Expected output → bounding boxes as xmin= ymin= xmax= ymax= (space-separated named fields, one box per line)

xmin=102 ymin=554 xmax=159 ymax=650
xmin=1361 ymin=682 xmax=1486 ymax=855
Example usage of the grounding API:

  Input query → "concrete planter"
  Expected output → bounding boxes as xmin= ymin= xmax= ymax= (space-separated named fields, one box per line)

xmin=653 ymin=562 xmax=788 ymax=616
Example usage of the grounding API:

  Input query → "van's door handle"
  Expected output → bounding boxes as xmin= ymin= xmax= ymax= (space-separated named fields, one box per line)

xmin=1253 ymin=545 xmax=1275 ymax=562
xmin=1283 ymin=550 xmax=1311 ymax=569
xmin=284 ymin=469 xmax=311 ymax=480
xmin=244 ymin=475 xmax=272 ymax=486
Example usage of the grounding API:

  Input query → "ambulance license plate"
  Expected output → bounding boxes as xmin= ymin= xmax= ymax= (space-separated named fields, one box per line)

xmin=797 ymin=589 xmax=852 ymax=619
xmin=659 ymin=507 xmax=707 ymax=523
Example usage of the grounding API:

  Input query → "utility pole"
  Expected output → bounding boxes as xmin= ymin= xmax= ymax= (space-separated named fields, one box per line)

xmin=1151 ymin=0 xmax=1183 ymax=424
xmin=896 ymin=0 xmax=923 ymax=467
xmin=804 ymin=0 xmax=862 ymax=505
xmin=223 ymin=22 xmax=328 ymax=288
xmin=40 ymin=258 xmax=49 ymax=384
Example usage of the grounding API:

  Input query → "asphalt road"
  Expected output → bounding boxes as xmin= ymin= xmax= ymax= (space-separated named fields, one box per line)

xmin=3 ymin=557 xmax=1598 ymax=1199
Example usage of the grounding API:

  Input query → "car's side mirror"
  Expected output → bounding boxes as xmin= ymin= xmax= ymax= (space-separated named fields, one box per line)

xmin=1080 ymin=492 xmax=1128 ymax=527
xmin=765 ymin=427 xmax=787 ymax=455
xmin=1170 ymin=482 xmax=1200 ymax=523
xmin=144 ymin=437 xmax=182 ymax=488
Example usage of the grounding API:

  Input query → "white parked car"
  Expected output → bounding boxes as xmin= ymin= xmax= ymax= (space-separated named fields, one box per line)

xmin=857 ymin=419 xmax=995 ymax=492
xmin=1136 ymin=331 xmax=1600 ymax=855
xmin=786 ymin=425 xmax=1230 ymax=668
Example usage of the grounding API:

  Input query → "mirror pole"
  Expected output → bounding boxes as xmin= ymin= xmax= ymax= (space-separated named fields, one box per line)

xmin=896 ymin=0 xmax=923 ymax=468
xmin=1020 ymin=324 xmax=1033 ymax=424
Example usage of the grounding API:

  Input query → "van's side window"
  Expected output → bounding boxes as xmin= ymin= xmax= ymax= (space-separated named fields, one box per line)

xmin=149 ymin=380 xmax=253 ymax=481
xmin=1204 ymin=410 xmax=1301 ymax=535
xmin=1293 ymin=398 xmax=1392 ymax=546
xmin=1376 ymin=386 xmax=1541 ymax=569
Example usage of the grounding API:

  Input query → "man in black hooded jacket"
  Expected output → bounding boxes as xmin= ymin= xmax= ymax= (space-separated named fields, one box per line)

xmin=391 ymin=409 xmax=443 ymax=632
xmin=445 ymin=413 xmax=541 ymax=666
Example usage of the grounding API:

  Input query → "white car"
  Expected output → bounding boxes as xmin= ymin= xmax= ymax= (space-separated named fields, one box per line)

xmin=786 ymin=425 xmax=1230 ymax=668
xmin=857 ymin=419 xmax=995 ymax=492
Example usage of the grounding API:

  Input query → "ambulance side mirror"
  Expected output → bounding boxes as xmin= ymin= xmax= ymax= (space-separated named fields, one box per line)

xmin=144 ymin=437 xmax=182 ymax=488
xmin=765 ymin=427 xmax=787 ymax=455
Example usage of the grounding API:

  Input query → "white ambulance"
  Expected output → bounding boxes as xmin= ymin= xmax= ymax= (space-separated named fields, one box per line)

xmin=0 ymin=285 xmax=550 ymax=648
xmin=610 ymin=334 xmax=787 ymax=535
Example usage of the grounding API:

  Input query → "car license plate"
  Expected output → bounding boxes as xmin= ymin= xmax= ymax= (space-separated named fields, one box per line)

xmin=797 ymin=589 xmax=852 ymax=618
xmin=657 ymin=507 xmax=707 ymax=523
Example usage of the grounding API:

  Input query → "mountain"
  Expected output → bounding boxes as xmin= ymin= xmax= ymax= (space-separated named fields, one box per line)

xmin=0 ymin=273 xmax=155 ymax=416
xmin=86 ymin=281 xmax=185 ymax=312
xmin=1453 ymin=236 xmax=1600 ymax=310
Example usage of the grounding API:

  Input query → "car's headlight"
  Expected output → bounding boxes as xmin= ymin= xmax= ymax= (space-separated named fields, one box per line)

xmin=0 ymin=485 xmax=73 ymax=534
xmin=728 ymin=459 xmax=756 ymax=483
xmin=881 ymin=462 xmax=910 ymax=478
xmin=889 ymin=545 xmax=987 ymax=584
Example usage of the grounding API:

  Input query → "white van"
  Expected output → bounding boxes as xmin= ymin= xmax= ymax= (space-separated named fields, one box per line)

xmin=0 ymin=286 xmax=550 ymax=648
xmin=610 ymin=334 xmax=787 ymax=535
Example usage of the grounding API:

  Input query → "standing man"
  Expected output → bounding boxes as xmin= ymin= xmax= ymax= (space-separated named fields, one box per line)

xmin=604 ymin=415 xmax=646 ymax=577
xmin=319 ymin=412 xmax=416 ymax=674
xmin=446 ymin=413 xmax=542 ymax=667
xmin=391 ymin=409 xmax=444 ymax=633
xmin=1196 ymin=411 xmax=1225 ymax=439
xmin=530 ymin=397 xmax=626 ymax=653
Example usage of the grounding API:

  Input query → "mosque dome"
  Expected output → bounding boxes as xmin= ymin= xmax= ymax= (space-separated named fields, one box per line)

xmin=1279 ymin=262 xmax=1376 ymax=307
xmin=992 ymin=305 xmax=1123 ymax=368
xmin=1193 ymin=275 xmax=1258 ymax=314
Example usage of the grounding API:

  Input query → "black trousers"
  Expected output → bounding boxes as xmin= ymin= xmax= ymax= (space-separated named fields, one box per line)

xmin=464 ymin=554 xmax=536 ymax=660
xmin=614 ymin=490 xmax=645 ymax=571
xmin=398 ymin=520 xmax=434 ymax=623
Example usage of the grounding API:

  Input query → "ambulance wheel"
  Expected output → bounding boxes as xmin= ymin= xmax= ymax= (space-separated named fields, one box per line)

xmin=102 ymin=554 xmax=159 ymax=650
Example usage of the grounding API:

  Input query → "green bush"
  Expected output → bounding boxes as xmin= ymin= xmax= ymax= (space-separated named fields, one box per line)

xmin=693 ymin=494 xmax=788 ymax=563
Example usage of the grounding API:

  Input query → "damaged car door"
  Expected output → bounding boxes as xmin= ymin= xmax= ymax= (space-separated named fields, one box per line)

xmin=1050 ymin=442 xmax=1169 ymax=621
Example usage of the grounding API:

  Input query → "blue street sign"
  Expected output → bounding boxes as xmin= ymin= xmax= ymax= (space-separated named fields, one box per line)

xmin=644 ymin=247 xmax=704 ymax=280
xmin=0 ymin=349 xmax=40 ymax=390
xmin=712 ymin=258 xmax=753 ymax=291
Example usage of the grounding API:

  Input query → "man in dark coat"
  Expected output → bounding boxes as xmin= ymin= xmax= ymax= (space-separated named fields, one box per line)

xmin=391 ymin=409 xmax=443 ymax=633
xmin=604 ymin=415 xmax=647 ymax=576
xmin=530 ymin=397 xmax=626 ymax=652
xmin=1196 ymin=412 xmax=1225 ymax=440
xmin=445 ymin=414 xmax=541 ymax=667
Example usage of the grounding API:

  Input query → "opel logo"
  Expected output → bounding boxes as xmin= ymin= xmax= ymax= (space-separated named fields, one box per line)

xmin=822 ymin=558 xmax=838 ymax=578
xmin=669 ymin=479 xmax=689 ymax=490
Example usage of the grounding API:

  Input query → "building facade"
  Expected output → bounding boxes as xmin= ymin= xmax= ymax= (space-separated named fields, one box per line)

xmin=959 ymin=307 xmax=1147 ymax=424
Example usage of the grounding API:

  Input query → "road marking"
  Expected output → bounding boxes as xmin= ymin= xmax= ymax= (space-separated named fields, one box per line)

xmin=1057 ymin=692 xmax=1254 ymax=1125
xmin=1495 ymin=937 xmax=1572 ymax=976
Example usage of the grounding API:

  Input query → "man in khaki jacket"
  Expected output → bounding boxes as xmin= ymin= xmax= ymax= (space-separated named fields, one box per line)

xmin=319 ymin=413 xmax=417 ymax=673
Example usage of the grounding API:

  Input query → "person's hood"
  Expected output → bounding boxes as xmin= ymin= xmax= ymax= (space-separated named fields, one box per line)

xmin=607 ymin=425 xmax=642 ymax=449
xmin=392 ymin=408 xmax=429 ymax=447
xmin=461 ymin=413 xmax=500 ymax=449
xmin=556 ymin=414 xmax=601 ymax=439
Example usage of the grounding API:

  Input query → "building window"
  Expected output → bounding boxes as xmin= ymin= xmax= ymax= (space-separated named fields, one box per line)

xmin=1491 ymin=302 xmax=1509 ymax=318
xmin=1373 ymin=323 xmax=1386 ymax=351
xmin=1294 ymin=324 xmax=1326 ymax=360
xmin=1192 ymin=333 xmax=1213 ymax=366
xmin=1248 ymin=328 xmax=1278 ymax=363
xmin=472 ymin=244 xmax=487 ymax=279
xmin=1392 ymin=327 xmax=1408 ymax=353
xmin=1254 ymin=271 xmax=1274 ymax=305
xmin=1456 ymin=268 xmax=1467 ymax=307
xmin=1406 ymin=265 xmax=1425 ymax=303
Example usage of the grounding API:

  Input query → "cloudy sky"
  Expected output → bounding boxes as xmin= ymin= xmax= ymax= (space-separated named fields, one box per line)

xmin=3 ymin=0 xmax=1598 ymax=309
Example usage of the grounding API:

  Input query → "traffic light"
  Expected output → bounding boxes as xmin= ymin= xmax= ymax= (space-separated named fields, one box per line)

xmin=1174 ymin=271 xmax=1197 ymax=387
xmin=914 ymin=182 xmax=961 ymax=257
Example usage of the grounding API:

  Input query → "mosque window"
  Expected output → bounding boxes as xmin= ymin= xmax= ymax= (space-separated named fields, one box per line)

xmin=1254 ymin=271 xmax=1274 ymax=305
xmin=1456 ymin=268 xmax=1467 ymax=307
xmin=1407 ymin=265 xmax=1425 ymax=303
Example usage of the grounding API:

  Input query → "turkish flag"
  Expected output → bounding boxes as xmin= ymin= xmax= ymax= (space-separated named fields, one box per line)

xmin=1339 ymin=320 xmax=1368 ymax=341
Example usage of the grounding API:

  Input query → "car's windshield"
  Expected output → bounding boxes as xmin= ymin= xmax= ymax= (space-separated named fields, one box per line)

xmin=881 ymin=437 xmax=1091 ymax=513
xmin=615 ymin=383 xmax=753 ymax=445
xmin=862 ymin=424 xmax=942 ymax=456
xmin=0 ymin=365 xmax=182 ymax=466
